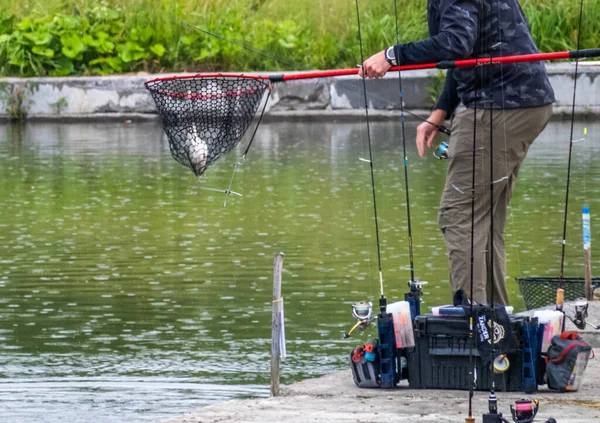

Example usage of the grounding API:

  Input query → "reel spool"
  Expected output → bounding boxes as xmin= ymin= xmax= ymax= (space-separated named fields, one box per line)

xmin=493 ymin=354 xmax=510 ymax=374
xmin=433 ymin=142 xmax=449 ymax=159
xmin=352 ymin=301 xmax=373 ymax=321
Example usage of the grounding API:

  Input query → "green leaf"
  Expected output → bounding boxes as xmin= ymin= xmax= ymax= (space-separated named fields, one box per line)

xmin=82 ymin=34 xmax=95 ymax=45
xmin=24 ymin=31 xmax=52 ymax=45
xmin=106 ymin=57 xmax=124 ymax=72
xmin=0 ymin=34 xmax=10 ymax=43
xmin=181 ymin=35 xmax=195 ymax=46
xmin=278 ymin=36 xmax=296 ymax=49
xmin=83 ymin=33 xmax=114 ymax=54
xmin=32 ymin=46 xmax=55 ymax=58
xmin=116 ymin=41 xmax=145 ymax=63
xmin=131 ymin=26 xmax=154 ymax=44
xmin=94 ymin=31 xmax=109 ymax=41
xmin=98 ymin=40 xmax=115 ymax=54
xmin=8 ymin=49 xmax=27 ymax=67
xmin=149 ymin=43 xmax=166 ymax=57
xmin=49 ymin=56 xmax=74 ymax=76
xmin=54 ymin=15 xmax=79 ymax=30
xmin=16 ymin=18 xmax=34 ymax=31
xmin=89 ymin=56 xmax=124 ymax=74
xmin=0 ymin=12 xmax=14 ymax=34
xmin=61 ymin=35 xmax=86 ymax=59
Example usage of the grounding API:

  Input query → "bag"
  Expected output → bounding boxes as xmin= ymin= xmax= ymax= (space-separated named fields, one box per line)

xmin=349 ymin=342 xmax=380 ymax=388
xmin=546 ymin=332 xmax=593 ymax=392
xmin=473 ymin=304 xmax=518 ymax=362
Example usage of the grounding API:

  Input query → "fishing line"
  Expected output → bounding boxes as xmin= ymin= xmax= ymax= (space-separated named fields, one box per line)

xmin=558 ymin=0 xmax=585 ymax=304
xmin=354 ymin=0 xmax=386 ymax=298
xmin=179 ymin=21 xmax=298 ymax=69
xmin=223 ymin=87 xmax=273 ymax=207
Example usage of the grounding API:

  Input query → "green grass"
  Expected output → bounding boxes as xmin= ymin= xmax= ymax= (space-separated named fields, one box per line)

xmin=0 ymin=0 xmax=597 ymax=76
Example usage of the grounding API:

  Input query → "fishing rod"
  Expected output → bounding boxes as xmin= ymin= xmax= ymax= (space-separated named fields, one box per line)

xmin=486 ymin=6 xmax=498 ymax=420
xmin=391 ymin=0 xmax=427 ymax=326
xmin=479 ymin=0 xmax=584 ymax=418
xmin=557 ymin=0 xmax=586 ymax=319
xmin=392 ymin=0 xmax=414 ymax=285
xmin=353 ymin=0 xmax=386 ymax=310
xmin=354 ymin=0 xmax=398 ymax=389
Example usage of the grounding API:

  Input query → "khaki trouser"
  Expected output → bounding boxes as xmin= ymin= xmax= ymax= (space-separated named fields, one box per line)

xmin=439 ymin=104 xmax=552 ymax=305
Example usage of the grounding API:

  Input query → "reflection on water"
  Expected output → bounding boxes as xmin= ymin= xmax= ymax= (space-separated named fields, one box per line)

xmin=0 ymin=118 xmax=598 ymax=422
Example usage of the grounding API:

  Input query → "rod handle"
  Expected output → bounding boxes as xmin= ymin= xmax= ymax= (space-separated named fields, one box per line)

xmin=556 ymin=288 xmax=565 ymax=310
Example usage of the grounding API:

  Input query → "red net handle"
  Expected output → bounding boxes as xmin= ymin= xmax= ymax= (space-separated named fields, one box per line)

xmin=144 ymin=48 xmax=600 ymax=86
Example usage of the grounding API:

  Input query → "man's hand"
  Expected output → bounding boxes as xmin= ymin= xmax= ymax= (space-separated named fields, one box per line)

xmin=416 ymin=109 xmax=447 ymax=157
xmin=358 ymin=50 xmax=392 ymax=78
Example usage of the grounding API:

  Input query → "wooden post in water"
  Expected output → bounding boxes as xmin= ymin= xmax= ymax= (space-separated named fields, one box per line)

xmin=583 ymin=207 xmax=593 ymax=300
xmin=271 ymin=252 xmax=285 ymax=397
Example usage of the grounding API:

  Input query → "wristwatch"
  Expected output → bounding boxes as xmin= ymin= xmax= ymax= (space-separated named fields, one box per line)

xmin=385 ymin=47 xmax=397 ymax=66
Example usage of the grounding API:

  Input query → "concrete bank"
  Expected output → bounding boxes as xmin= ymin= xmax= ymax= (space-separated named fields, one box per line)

xmin=161 ymin=302 xmax=600 ymax=423
xmin=1 ymin=63 xmax=599 ymax=121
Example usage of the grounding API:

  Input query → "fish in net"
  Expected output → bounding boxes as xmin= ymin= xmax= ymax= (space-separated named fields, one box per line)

xmin=146 ymin=74 xmax=271 ymax=176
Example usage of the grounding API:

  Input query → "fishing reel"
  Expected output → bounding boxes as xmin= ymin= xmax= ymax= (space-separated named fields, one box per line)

xmin=343 ymin=301 xmax=374 ymax=338
xmin=408 ymin=279 xmax=427 ymax=292
xmin=433 ymin=141 xmax=449 ymax=159
xmin=405 ymin=280 xmax=427 ymax=318
xmin=567 ymin=298 xmax=599 ymax=330
xmin=510 ymin=399 xmax=539 ymax=423
xmin=479 ymin=396 xmax=555 ymax=423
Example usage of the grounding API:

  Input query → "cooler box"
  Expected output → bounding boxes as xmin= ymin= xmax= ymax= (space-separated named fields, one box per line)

xmin=407 ymin=314 xmax=537 ymax=392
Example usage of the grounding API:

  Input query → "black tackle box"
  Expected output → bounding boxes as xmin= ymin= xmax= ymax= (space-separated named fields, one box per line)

xmin=406 ymin=314 xmax=538 ymax=392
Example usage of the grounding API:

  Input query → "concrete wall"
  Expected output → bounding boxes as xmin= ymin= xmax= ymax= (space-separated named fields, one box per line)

xmin=0 ymin=63 xmax=598 ymax=121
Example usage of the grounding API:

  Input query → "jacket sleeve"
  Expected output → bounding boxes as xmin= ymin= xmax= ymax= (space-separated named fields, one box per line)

xmin=395 ymin=0 xmax=480 ymax=65
xmin=434 ymin=69 xmax=460 ymax=118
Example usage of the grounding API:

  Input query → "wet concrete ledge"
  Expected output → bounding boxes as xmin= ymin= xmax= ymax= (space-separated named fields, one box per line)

xmin=0 ymin=63 xmax=599 ymax=121
xmin=160 ymin=301 xmax=600 ymax=423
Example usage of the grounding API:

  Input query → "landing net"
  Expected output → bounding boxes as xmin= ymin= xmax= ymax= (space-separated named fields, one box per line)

xmin=145 ymin=75 xmax=270 ymax=176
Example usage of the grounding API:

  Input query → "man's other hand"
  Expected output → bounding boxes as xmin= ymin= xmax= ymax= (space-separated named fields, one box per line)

xmin=416 ymin=109 xmax=447 ymax=157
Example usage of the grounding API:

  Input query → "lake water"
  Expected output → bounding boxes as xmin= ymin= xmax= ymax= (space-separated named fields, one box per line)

xmin=0 ymin=118 xmax=598 ymax=422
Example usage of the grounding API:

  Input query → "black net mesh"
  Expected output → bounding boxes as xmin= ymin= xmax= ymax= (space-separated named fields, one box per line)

xmin=516 ymin=277 xmax=600 ymax=310
xmin=146 ymin=75 xmax=270 ymax=176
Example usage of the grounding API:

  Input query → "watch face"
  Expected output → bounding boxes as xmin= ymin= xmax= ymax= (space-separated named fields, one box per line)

xmin=386 ymin=48 xmax=395 ymax=64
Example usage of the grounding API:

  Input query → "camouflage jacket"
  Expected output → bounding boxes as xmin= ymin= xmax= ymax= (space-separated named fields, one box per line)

xmin=393 ymin=0 xmax=555 ymax=116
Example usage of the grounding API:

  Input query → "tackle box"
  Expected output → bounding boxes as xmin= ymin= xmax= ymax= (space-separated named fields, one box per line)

xmin=407 ymin=314 xmax=539 ymax=392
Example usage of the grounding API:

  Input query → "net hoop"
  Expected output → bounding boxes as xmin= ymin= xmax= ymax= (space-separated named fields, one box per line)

xmin=146 ymin=74 xmax=270 ymax=176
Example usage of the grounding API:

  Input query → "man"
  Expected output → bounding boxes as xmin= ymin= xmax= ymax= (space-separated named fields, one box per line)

xmin=359 ymin=0 xmax=554 ymax=305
